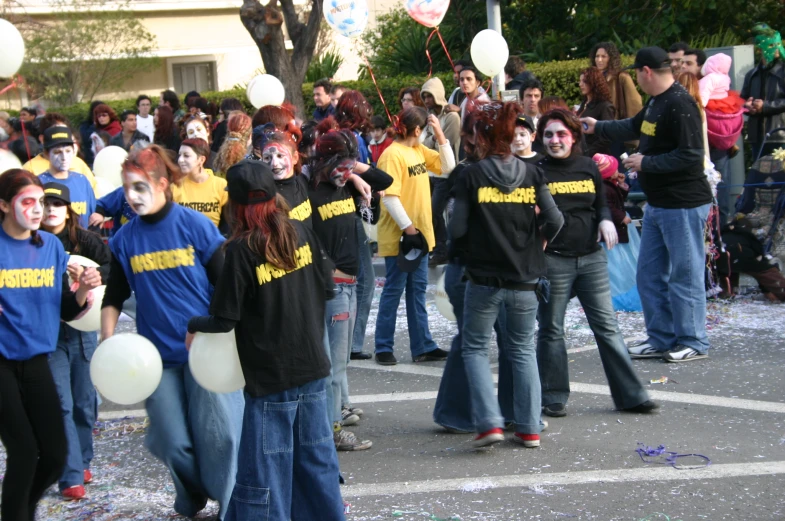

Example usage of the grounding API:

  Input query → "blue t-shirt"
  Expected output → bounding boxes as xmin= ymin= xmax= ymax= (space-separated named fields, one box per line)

xmin=39 ymin=171 xmax=96 ymax=228
xmin=354 ymin=131 xmax=369 ymax=165
xmin=0 ymin=228 xmax=69 ymax=361
xmin=97 ymin=187 xmax=135 ymax=236
xmin=109 ymin=204 xmax=224 ymax=366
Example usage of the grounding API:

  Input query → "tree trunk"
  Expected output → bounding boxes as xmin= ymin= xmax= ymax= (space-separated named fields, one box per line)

xmin=240 ymin=0 xmax=322 ymax=119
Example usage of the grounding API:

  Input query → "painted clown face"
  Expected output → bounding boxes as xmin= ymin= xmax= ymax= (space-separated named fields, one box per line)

xmin=49 ymin=145 xmax=75 ymax=173
xmin=330 ymin=158 xmax=355 ymax=188
xmin=11 ymin=186 xmax=45 ymax=231
xmin=512 ymin=127 xmax=533 ymax=155
xmin=185 ymin=120 xmax=209 ymax=141
xmin=123 ymin=171 xmax=156 ymax=216
xmin=262 ymin=143 xmax=295 ymax=180
xmin=542 ymin=120 xmax=574 ymax=159
xmin=43 ymin=198 xmax=68 ymax=228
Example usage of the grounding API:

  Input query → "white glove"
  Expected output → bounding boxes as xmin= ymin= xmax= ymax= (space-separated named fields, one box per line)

xmin=598 ymin=220 xmax=618 ymax=250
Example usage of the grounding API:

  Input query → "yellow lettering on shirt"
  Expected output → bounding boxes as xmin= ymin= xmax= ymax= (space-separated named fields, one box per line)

xmin=317 ymin=197 xmax=356 ymax=221
xmin=476 ymin=186 xmax=537 ymax=205
xmin=179 ymin=201 xmax=221 ymax=214
xmin=71 ymin=201 xmax=87 ymax=215
xmin=641 ymin=121 xmax=656 ymax=137
xmin=289 ymin=199 xmax=313 ymax=221
xmin=0 ymin=267 xmax=56 ymax=289
xmin=547 ymin=180 xmax=596 ymax=195
xmin=129 ymin=246 xmax=196 ymax=274
xmin=255 ymin=243 xmax=313 ymax=286
xmin=407 ymin=162 xmax=428 ymax=177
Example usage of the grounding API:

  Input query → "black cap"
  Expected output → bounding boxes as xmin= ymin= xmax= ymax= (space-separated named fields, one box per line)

xmin=43 ymin=126 xmax=75 ymax=150
xmin=515 ymin=114 xmax=536 ymax=133
xmin=43 ymin=182 xmax=71 ymax=204
xmin=624 ymin=46 xmax=671 ymax=71
xmin=396 ymin=231 xmax=427 ymax=273
xmin=226 ymin=160 xmax=277 ymax=205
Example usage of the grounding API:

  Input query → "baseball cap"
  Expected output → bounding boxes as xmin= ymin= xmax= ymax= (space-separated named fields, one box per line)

xmin=43 ymin=182 xmax=71 ymax=204
xmin=226 ymin=159 xmax=277 ymax=205
xmin=43 ymin=126 xmax=75 ymax=150
xmin=396 ymin=230 xmax=427 ymax=273
xmin=624 ymin=47 xmax=671 ymax=71
xmin=515 ymin=114 xmax=536 ymax=133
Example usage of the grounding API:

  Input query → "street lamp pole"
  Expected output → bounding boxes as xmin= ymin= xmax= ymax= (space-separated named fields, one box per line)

xmin=486 ymin=0 xmax=504 ymax=98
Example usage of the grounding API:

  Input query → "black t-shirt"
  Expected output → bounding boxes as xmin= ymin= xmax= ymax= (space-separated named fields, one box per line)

xmin=516 ymin=152 xmax=545 ymax=165
xmin=540 ymin=154 xmax=612 ymax=257
xmin=276 ymin=175 xmax=313 ymax=227
xmin=631 ymin=83 xmax=712 ymax=208
xmin=309 ymin=167 xmax=392 ymax=275
xmin=56 ymin=228 xmax=112 ymax=284
xmin=208 ymin=221 xmax=334 ymax=397
xmin=447 ymin=162 xmax=473 ymax=264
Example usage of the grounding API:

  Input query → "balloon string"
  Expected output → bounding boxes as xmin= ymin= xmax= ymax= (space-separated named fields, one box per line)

xmin=361 ymin=52 xmax=394 ymax=124
xmin=0 ymin=79 xmax=18 ymax=97
xmin=435 ymin=27 xmax=456 ymax=73
xmin=424 ymin=27 xmax=456 ymax=80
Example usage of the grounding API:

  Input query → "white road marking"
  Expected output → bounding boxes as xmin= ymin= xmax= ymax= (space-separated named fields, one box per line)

xmin=342 ymin=461 xmax=785 ymax=498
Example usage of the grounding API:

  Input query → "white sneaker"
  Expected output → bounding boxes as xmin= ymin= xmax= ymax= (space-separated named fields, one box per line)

xmin=663 ymin=346 xmax=708 ymax=363
xmin=627 ymin=339 xmax=662 ymax=359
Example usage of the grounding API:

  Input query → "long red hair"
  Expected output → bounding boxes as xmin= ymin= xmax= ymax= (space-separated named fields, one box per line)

xmin=154 ymin=105 xmax=176 ymax=144
xmin=474 ymin=102 xmax=522 ymax=160
xmin=251 ymin=104 xmax=302 ymax=143
xmin=229 ymin=193 xmax=298 ymax=271
xmin=0 ymin=168 xmax=45 ymax=246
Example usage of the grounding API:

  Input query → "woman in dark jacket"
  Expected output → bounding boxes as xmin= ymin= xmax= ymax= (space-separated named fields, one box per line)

xmin=577 ymin=67 xmax=616 ymax=157
xmin=153 ymin=105 xmax=181 ymax=152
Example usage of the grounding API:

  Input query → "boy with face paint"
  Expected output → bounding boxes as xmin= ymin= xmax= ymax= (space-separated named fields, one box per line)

xmin=512 ymin=115 xmax=543 ymax=164
xmin=37 ymin=127 xmax=98 ymax=229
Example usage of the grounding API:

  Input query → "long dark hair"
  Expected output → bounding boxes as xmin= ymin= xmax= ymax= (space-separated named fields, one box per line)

xmin=309 ymin=129 xmax=358 ymax=188
xmin=230 ymin=193 xmax=299 ymax=271
xmin=154 ymin=105 xmax=175 ymax=144
xmin=393 ymin=106 xmax=428 ymax=141
xmin=0 ymin=169 xmax=44 ymax=246
xmin=335 ymin=90 xmax=373 ymax=133
xmin=580 ymin=67 xmax=612 ymax=104
xmin=42 ymin=202 xmax=84 ymax=253
xmin=589 ymin=42 xmax=623 ymax=77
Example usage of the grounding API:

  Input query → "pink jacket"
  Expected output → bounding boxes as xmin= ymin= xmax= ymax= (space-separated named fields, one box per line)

xmin=706 ymin=108 xmax=743 ymax=151
xmin=699 ymin=53 xmax=732 ymax=106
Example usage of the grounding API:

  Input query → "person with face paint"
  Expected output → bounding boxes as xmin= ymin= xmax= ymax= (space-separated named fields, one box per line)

xmin=37 ymin=127 xmax=98 ymax=229
xmin=90 ymin=185 xmax=137 ymax=236
xmin=535 ymin=109 xmax=658 ymax=418
xmin=741 ymin=24 xmax=785 ymax=160
xmin=39 ymin=182 xmax=111 ymax=500
xmin=186 ymin=160 xmax=345 ymax=521
xmin=308 ymin=128 xmax=393 ymax=450
xmin=512 ymin=115 xmax=542 ymax=164
xmin=172 ymin=138 xmax=229 ymax=230
xmin=374 ymin=106 xmax=456 ymax=366
xmin=180 ymin=114 xmax=214 ymax=169
xmin=0 ymin=169 xmax=101 ymax=521
xmin=261 ymin=130 xmax=314 ymax=227
xmin=100 ymin=145 xmax=244 ymax=521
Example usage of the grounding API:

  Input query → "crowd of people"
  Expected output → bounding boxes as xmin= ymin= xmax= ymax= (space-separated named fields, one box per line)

xmin=1 ymin=28 xmax=785 ymax=520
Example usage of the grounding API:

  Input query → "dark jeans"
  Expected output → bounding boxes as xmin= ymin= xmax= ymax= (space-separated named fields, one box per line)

xmin=433 ymin=263 xmax=513 ymax=431
xmin=351 ymin=218 xmax=374 ymax=354
xmin=0 ymin=354 xmax=67 ymax=521
xmin=430 ymin=177 xmax=452 ymax=256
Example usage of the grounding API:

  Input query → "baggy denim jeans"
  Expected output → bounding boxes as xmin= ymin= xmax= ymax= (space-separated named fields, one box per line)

xmin=145 ymin=364 xmax=244 ymax=520
xmin=351 ymin=218 xmax=375 ymax=355
xmin=462 ymin=282 xmax=543 ymax=434
xmin=375 ymin=255 xmax=439 ymax=358
xmin=47 ymin=323 xmax=98 ymax=490
xmin=433 ymin=263 xmax=514 ymax=431
xmin=325 ymin=282 xmax=357 ymax=422
xmin=537 ymin=249 xmax=649 ymax=410
xmin=637 ymin=204 xmax=711 ymax=353
xmin=225 ymin=378 xmax=345 ymax=521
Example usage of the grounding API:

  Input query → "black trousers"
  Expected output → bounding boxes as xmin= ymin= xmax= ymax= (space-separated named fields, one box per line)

xmin=430 ymin=177 xmax=453 ymax=256
xmin=0 ymin=354 xmax=67 ymax=521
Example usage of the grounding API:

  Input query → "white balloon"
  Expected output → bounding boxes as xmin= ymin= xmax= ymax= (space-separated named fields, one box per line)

xmin=189 ymin=331 xmax=245 ymax=394
xmin=247 ymin=74 xmax=286 ymax=109
xmin=92 ymin=146 xmax=128 ymax=188
xmin=470 ymin=29 xmax=509 ymax=77
xmin=90 ymin=334 xmax=163 ymax=405
xmin=0 ymin=148 xmax=22 ymax=174
xmin=68 ymin=254 xmax=99 ymax=270
xmin=95 ymin=177 xmax=116 ymax=198
xmin=0 ymin=19 xmax=25 ymax=78
xmin=65 ymin=255 xmax=103 ymax=332
xmin=246 ymin=75 xmax=260 ymax=101
xmin=323 ymin=0 xmax=369 ymax=39
xmin=435 ymin=272 xmax=456 ymax=322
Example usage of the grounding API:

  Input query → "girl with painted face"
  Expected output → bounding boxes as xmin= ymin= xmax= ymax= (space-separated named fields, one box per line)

xmin=534 ymin=109 xmax=657 ymax=418
xmin=512 ymin=115 xmax=543 ymax=164
xmin=308 ymin=128 xmax=392 ymax=451
xmin=0 ymin=169 xmax=101 ymax=520
xmin=180 ymin=114 xmax=214 ymax=169
xmin=40 ymin=181 xmax=111 ymax=500
xmin=100 ymin=145 xmax=244 ymax=521
xmin=173 ymin=138 xmax=229 ymax=230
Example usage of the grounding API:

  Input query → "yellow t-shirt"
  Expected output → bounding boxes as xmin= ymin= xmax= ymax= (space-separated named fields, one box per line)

xmin=171 ymin=169 xmax=228 ymax=227
xmin=25 ymin=154 xmax=98 ymax=195
xmin=377 ymin=141 xmax=442 ymax=257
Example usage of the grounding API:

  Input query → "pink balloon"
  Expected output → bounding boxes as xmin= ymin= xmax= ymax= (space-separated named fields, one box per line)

xmin=405 ymin=0 xmax=450 ymax=28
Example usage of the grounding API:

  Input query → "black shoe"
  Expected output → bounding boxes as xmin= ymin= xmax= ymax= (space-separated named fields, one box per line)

xmin=542 ymin=403 xmax=567 ymax=417
xmin=413 ymin=348 xmax=449 ymax=362
xmin=428 ymin=253 xmax=449 ymax=268
xmin=375 ymin=352 xmax=397 ymax=365
xmin=622 ymin=400 xmax=660 ymax=414
xmin=350 ymin=352 xmax=372 ymax=360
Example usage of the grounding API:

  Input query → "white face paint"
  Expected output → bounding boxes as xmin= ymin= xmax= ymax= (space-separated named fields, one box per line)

xmin=262 ymin=144 xmax=294 ymax=180
xmin=43 ymin=199 xmax=68 ymax=228
xmin=512 ymin=127 xmax=533 ymax=155
xmin=185 ymin=120 xmax=209 ymax=141
xmin=49 ymin=145 xmax=75 ymax=173
xmin=11 ymin=186 xmax=45 ymax=231
xmin=542 ymin=121 xmax=574 ymax=159
xmin=178 ymin=146 xmax=202 ymax=175
xmin=123 ymin=171 xmax=156 ymax=216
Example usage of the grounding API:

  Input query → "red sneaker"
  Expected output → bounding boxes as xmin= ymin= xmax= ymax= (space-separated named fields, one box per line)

xmin=513 ymin=433 xmax=540 ymax=448
xmin=62 ymin=485 xmax=86 ymax=500
xmin=84 ymin=469 xmax=93 ymax=484
xmin=473 ymin=428 xmax=504 ymax=448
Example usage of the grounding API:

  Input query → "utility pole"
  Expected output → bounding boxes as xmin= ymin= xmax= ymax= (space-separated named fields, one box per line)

xmin=486 ymin=0 xmax=504 ymax=98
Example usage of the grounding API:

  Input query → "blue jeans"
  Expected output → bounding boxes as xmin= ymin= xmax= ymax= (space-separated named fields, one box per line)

xmin=433 ymin=263 xmax=513 ymax=431
xmin=351 ymin=219 xmax=374 ymax=354
xmin=462 ymin=282 xmax=542 ymax=434
xmin=225 ymin=379 xmax=345 ymax=521
xmin=47 ymin=323 xmax=98 ymax=490
xmin=375 ymin=255 xmax=439 ymax=357
xmin=537 ymin=250 xmax=649 ymax=410
xmin=145 ymin=365 xmax=244 ymax=520
xmin=638 ymin=204 xmax=711 ymax=353
xmin=325 ymin=282 xmax=357 ymax=422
